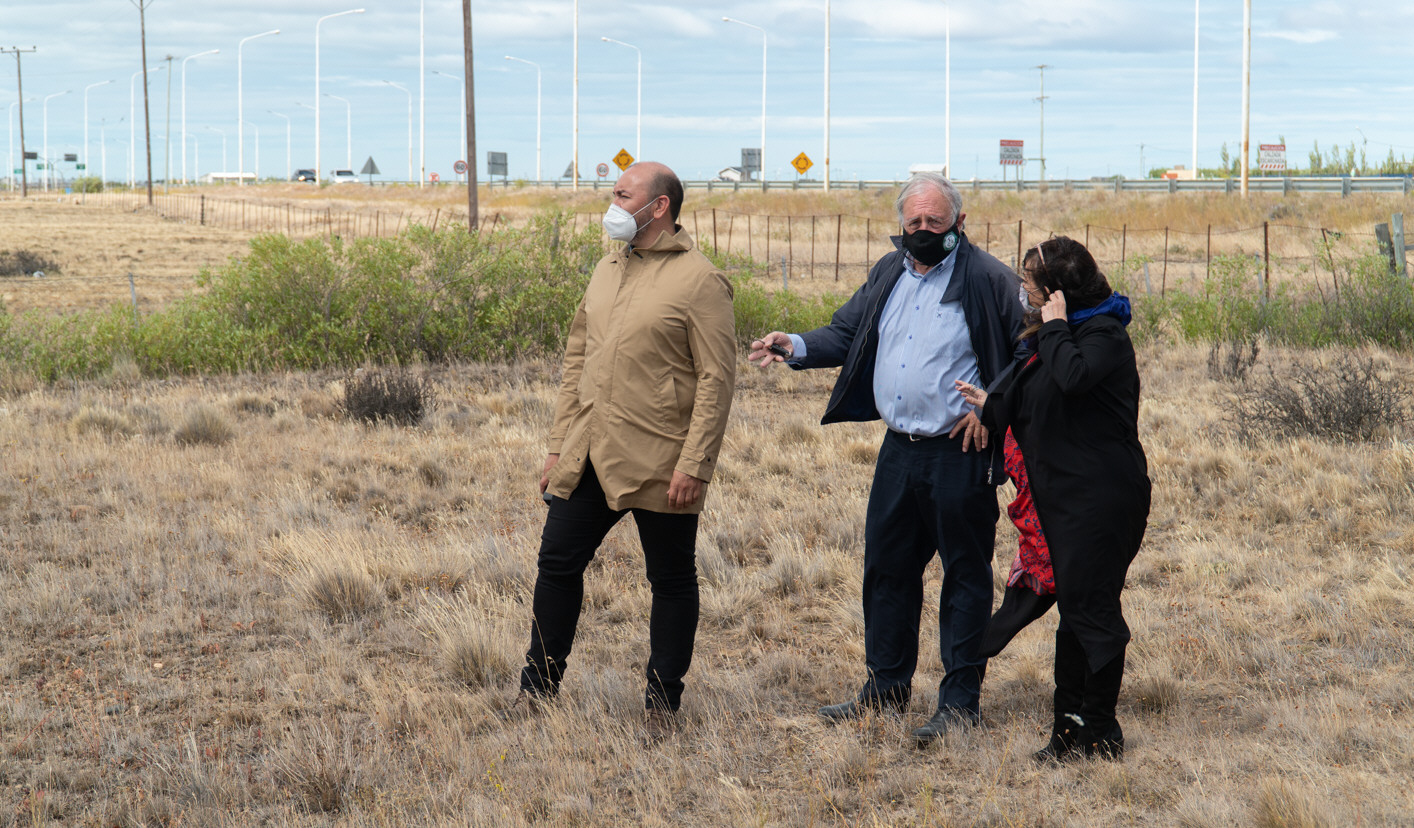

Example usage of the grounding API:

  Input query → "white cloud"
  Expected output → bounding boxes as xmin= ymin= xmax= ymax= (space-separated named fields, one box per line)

xmin=1262 ymin=29 xmax=1339 ymax=45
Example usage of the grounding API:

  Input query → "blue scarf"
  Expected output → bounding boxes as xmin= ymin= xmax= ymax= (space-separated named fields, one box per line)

xmin=1067 ymin=291 xmax=1131 ymax=327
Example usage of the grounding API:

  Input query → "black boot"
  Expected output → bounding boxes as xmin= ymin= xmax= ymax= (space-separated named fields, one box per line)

xmin=1033 ymin=629 xmax=1088 ymax=763
xmin=1080 ymin=649 xmax=1126 ymax=760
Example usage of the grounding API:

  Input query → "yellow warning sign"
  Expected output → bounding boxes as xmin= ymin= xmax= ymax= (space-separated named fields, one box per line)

xmin=613 ymin=148 xmax=635 ymax=171
xmin=791 ymin=152 xmax=813 ymax=175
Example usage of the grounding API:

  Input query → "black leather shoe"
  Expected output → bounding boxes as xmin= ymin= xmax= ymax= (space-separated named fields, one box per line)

xmin=818 ymin=697 xmax=907 ymax=722
xmin=1033 ymin=713 xmax=1086 ymax=763
xmin=1084 ymin=721 xmax=1125 ymax=760
xmin=911 ymin=707 xmax=980 ymax=746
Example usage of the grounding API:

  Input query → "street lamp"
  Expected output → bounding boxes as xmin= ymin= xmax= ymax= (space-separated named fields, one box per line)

xmin=323 ymin=93 xmax=351 ymax=170
xmin=84 ymin=80 xmax=113 ymax=179
xmin=238 ymin=29 xmax=279 ymax=185
xmin=1034 ymin=64 xmax=1049 ymax=182
xmin=181 ymin=49 xmax=219 ymax=183
xmin=723 ymin=16 xmax=767 ymax=187
xmin=384 ymin=82 xmax=413 ymax=183
xmin=43 ymin=90 xmax=70 ymax=191
xmin=503 ymin=56 xmax=541 ymax=183
xmin=430 ymin=70 xmax=466 ymax=181
xmin=130 ymin=63 xmax=165 ymax=188
xmin=269 ymin=110 xmax=291 ymax=181
xmin=600 ymin=37 xmax=641 ymax=161
xmin=204 ymin=126 xmax=227 ymax=177
xmin=315 ymin=8 xmax=365 ymax=183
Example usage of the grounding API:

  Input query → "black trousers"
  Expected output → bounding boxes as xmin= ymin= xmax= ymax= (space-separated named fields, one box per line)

xmin=519 ymin=462 xmax=700 ymax=711
xmin=859 ymin=430 xmax=998 ymax=714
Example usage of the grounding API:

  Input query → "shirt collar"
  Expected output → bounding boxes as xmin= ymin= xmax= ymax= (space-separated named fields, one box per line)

xmin=903 ymin=246 xmax=958 ymax=280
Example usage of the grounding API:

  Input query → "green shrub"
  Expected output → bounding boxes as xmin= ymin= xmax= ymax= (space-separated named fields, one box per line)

xmin=72 ymin=176 xmax=104 ymax=193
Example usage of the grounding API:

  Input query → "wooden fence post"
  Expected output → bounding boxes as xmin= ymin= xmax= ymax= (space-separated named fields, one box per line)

xmin=1084 ymin=223 xmax=1090 ymax=249
xmin=199 ymin=195 xmax=206 ymax=226
xmin=1206 ymin=224 xmax=1212 ymax=281
xmin=712 ymin=208 xmax=718 ymax=252
xmin=1015 ymin=219 xmax=1023 ymax=269
xmin=1161 ymin=226 xmax=1169 ymax=296
xmin=811 ymin=216 xmax=817 ymax=277
xmin=1119 ymin=224 xmax=1127 ymax=277
xmin=834 ymin=214 xmax=843 ymax=281
xmin=1262 ymin=220 xmax=1271 ymax=301
xmin=766 ymin=215 xmax=771 ymax=262
xmin=1321 ymin=228 xmax=1340 ymax=300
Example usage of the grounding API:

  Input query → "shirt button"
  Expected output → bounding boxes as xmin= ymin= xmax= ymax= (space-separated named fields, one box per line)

xmin=897 ymin=395 xmax=902 ymax=401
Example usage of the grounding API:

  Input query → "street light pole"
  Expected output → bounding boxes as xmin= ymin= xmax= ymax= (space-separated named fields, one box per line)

xmin=43 ymin=89 xmax=70 ymax=191
xmin=84 ymin=80 xmax=113 ymax=180
xmin=315 ymin=8 xmax=364 ymax=182
xmin=181 ymin=49 xmax=219 ymax=183
xmin=324 ymin=93 xmax=351 ymax=169
xmin=269 ymin=110 xmax=291 ymax=181
xmin=824 ymin=0 xmax=830 ymax=191
xmin=572 ymin=0 xmax=579 ymax=189
xmin=130 ymin=64 xmax=163 ymax=188
xmin=1191 ymin=0 xmax=1200 ymax=177
xmin=600 ymin=37 xmax=641 ymax=160
xmin=503 ymin=56 xmax=541 ymax=183
xmin=238 ymin=30 xmax=278 ymax=185
xmin=1035 ymin=64 xmax=1049 ymax=183
xmin=723 ymin=16 xmax=766 ymax=188
xmin=431 ymin=70 xmax=466 ymax=181
xmin=945 ymin=3 xmax=950 ymax=178
xmin=385 ymin=81 xmax=413 ymax=183
xmin=1239 ymin=0 xmax=1251 ymax=197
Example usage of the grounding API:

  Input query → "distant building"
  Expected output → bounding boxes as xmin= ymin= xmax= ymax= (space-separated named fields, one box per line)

xmin=1163 ymin=165 xmax=1196 ymax=181
xmin=908 ymin=163 xmax=948 ymax=177
xmin=200 ymin=172 xmax=257 ymax=184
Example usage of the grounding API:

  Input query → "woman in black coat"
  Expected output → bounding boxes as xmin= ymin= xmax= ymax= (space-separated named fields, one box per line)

xmin=957 ymin=236 xmax=1150 ymax=762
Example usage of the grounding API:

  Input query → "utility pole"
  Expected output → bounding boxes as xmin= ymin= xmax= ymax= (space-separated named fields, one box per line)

xmin=1239 ymin=0 xmax=1251 ymax=197
xmin=3 ymin=47 xmax=37 ymax=197
xmin=462 ymin=0 xmax=477 ymax=227
xmin=1034 ymin=64 xmax=1049 ymax=184
xmin=132 ymin=0 xmax=156 ymax=205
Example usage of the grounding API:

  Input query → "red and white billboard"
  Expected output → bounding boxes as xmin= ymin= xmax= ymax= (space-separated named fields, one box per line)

xmin=1000 ymin=139 xmax=1024 ymax=166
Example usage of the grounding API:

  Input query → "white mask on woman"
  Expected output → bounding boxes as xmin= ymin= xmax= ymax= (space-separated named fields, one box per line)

xmin=1019 ymin=283 xmax=1044 ymax=313
xmin=602 ymin=199 xmax=657 ymax=242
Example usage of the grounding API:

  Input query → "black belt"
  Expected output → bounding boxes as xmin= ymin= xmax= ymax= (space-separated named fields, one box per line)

xmin=887 ymin=428 xmax=952 ymax=443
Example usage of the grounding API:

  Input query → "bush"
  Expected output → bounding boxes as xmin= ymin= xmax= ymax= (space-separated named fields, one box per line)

xmin=341 ymin=369 xmax=434 ymax=426
xmin=0 ymin=250 xmax=59 ymax=278
xmin=72 ymin=176 xmax=104 ymax=193
xmin=174 ymin=404 xmax=235 ymax=446
xmin=1225 ymin=351 xmax=1410 ymax=442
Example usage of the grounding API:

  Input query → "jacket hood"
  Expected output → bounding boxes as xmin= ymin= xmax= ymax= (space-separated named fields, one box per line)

xmin=627 ymin=225 xmax=694 ymax=255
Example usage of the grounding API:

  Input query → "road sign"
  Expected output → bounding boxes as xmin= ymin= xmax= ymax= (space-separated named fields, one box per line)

xmin=741 ymin=148 xmax=761 ymax=174
xmin=23 ymin=151 xmax=36 ymax=160
xmin=63 ymin=153 xmax=77 ymax=163
xmin=486 ymin=152 xmax=507 ymax=176
xmin=359 ymin=156 xmax=380 ymax=176
xmin=453 ymin=159 xmax=468 ymax=175
xmin=1259 ymin=144 xmax=1286 ymax=171
xmin=596 ymin=162 xmax=610 ymax=178
xmin=76 ymin=164 xmax=86 ymax=171
xmin=613 ymin=148 xmax=634 ymax=171
xmin=1000 ymin=139 xmax=1024 ymax=166
xmin=791 ymin=152 xmax=813 ymax=175
xmin=430 ymin=172 xmax=440 ymax=182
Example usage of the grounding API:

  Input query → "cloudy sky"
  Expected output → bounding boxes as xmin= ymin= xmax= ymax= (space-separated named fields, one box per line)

xmin=1 ymin=1 xmax=1408 ymax=183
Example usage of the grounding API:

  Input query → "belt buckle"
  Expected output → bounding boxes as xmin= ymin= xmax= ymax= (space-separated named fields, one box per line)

xmin=909 ymin=432 xmax=924 ymax=442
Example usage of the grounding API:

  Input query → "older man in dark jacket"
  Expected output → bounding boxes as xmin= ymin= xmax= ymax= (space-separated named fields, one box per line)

xmin=751 ymin=172 xmax=1023 ymax=745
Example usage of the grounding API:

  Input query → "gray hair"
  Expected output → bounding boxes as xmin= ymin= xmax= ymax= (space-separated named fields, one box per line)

xmin=895 ymin=172 xmax=963 ymax=227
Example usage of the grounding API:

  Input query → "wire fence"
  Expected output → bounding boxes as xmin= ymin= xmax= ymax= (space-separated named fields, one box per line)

xmin=62 ymin=193 xmax=1396 ymax=300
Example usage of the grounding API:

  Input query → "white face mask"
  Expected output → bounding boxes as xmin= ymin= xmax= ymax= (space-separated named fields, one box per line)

xmin=602 ymin=199 xmax=657 ymax=242
xmin=1019 ymin=283 xmax=1043 ymax=312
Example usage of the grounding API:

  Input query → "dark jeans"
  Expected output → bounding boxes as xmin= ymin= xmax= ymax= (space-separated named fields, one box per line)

xmin=859 ymin=430 xmax=998 ymax=714
xmin=519 ymin=462 xmax=700 ymax=711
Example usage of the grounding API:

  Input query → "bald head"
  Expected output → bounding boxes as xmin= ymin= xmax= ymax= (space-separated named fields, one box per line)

xmin=627 ymin=161 xmax=684 ymax=221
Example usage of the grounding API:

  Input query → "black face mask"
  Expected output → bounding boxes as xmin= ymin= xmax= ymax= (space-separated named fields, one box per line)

xmin=901 ymin=224 xmax=960 ymax=267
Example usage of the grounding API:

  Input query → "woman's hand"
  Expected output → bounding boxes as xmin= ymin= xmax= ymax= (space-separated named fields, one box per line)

xmin=1041 ymin=289 xmax=1067 ymax=323
xmin=954 ymin=379 xmax=987 ymax=409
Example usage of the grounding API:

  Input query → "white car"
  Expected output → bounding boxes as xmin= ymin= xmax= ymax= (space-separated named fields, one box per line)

xmin=328 ymin=169 xmax=358 ymax=184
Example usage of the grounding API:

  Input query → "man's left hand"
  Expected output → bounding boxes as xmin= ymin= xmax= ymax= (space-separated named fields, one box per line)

xmin=949 ymin=410 xmax=989 ymax=453
xmin=667 ymin=471 xmax=705 ymax=509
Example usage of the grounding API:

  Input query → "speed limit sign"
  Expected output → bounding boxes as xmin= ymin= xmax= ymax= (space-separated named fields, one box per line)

xmin=596 ymin=162 xmax=610 ymax=178
xmin=453 ymin=160 xmax=468 ymax=175
xmin=430 ymin=172 xmax=440 ymax=183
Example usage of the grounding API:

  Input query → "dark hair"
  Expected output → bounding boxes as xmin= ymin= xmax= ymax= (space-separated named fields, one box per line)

xmin=651 ymin=166 xmax=684 ymax=220
xmin=1019 ymin=236 xmax=1111 ymax=339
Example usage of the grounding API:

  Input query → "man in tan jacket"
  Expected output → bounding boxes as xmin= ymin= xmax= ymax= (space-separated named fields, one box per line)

xmin=514 ymin=162 xmax=736 ymax=734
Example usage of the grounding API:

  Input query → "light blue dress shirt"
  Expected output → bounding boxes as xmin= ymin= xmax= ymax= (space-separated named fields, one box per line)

xmin=788 ymin=249 xmax=979 ymax=437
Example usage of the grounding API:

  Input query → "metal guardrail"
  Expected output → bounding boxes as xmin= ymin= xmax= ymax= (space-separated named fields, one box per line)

xmin=479 ymin=175 xmax=1413 ymax=196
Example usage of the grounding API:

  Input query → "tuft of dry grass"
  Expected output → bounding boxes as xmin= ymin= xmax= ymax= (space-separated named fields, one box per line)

xmin=173 ymin=403 xmax=234 ymax=445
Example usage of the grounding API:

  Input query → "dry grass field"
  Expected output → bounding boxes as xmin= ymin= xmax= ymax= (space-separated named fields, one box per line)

xmin=0 ymin=189 xmax=1412 ymax=825
xmin=0 ymin=340 xmax=1410 ymax=826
